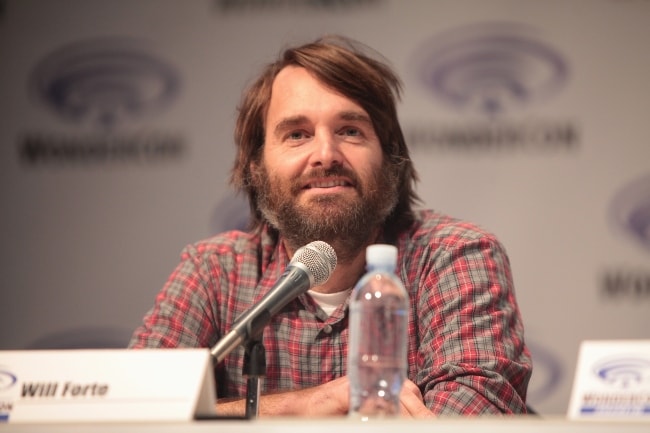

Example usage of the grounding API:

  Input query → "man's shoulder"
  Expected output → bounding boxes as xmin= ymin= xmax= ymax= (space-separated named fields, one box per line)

xmin=180 ymin=228 xmax=274 ymax=262
xmin=406 ymin=209 xmax=501 ymax=250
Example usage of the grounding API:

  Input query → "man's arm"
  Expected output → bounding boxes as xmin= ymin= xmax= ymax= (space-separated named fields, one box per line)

xmin=414 ymin=233 xmax=532 ymax=415
xmin=215 ymin=376 xmax=350 ymax=417
xmin=215 ymin=377 xmax=434 ymax=417
xmin=129 ymin=243 xmax=223 ymax=349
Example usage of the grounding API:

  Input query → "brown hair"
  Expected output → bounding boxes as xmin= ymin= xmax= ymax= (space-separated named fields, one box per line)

xmin=230 ymin=35 xmax=420 ymax=233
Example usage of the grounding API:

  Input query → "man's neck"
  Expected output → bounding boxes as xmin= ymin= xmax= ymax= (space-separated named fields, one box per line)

xmin=283 ymin=233 xmax=380 ymax=295
xmin=313 ymin=248 xmax=368 ymax=294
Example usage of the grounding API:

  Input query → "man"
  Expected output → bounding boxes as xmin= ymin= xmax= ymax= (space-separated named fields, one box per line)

xmin=129 ymin=35 xmax=532 ymax=417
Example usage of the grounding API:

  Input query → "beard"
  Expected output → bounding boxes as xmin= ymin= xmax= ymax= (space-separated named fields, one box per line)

xmin=252 ymin=162 xmax=398 ymax=264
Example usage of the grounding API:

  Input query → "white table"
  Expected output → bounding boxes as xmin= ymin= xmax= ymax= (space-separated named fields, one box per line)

xmin=1 ymin=417 xmax=649 ymax=433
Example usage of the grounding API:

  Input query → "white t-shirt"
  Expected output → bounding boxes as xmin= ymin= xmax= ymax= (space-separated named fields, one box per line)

xmin=307 ymin=288 xmax=352 ymax=316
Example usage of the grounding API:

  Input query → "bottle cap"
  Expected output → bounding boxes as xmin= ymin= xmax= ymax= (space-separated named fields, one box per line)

xmin=366 ymin=244 xmax=397 ymax=269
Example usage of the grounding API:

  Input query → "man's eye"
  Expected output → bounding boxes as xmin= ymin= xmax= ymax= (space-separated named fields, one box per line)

xmin=288 ymin=131 xmax=305 ymax=140
xmin=342 ymin=127 xmax=361 ymax=136
xmin=340 ymin=127 xmax=365 ymax=143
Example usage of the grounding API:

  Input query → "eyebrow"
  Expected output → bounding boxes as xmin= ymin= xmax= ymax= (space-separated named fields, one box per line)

xmin=273 ymin=115 xmax=308 ymax=138
xmin=272 ymin=111 xmax=373 ymax=137
xmin=338 ymin=110 xmax=372 ymax=125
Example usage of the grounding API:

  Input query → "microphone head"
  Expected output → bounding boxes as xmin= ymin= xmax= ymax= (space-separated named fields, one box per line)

xmin=290 ymin=241 xmax=337 ymax=287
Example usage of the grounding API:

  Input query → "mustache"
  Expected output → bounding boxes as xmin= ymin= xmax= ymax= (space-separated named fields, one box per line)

xmin=291 ymin=166 xmax=360 ymax=192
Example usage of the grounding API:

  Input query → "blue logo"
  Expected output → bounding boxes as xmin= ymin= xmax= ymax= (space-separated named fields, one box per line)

xmin=413 ymin=22 xmax=568 ymax=116
xmin=29 ymin=37 xmax=180 ymax=130
xmin=210 ymin=194 xmax=251 ymax=234
xmin=0 ymin=371 xmax=17 ymax=391
xmin=593 ymin=357 xmax=650 ymax=389
xmin=610 ymin=174 xmax=650 ymax=252
xmin=526 ymin=340 xmax=563 ymax=405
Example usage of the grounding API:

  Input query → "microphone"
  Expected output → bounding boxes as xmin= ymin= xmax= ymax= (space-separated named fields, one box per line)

xmin=210 ymin=240 xmax=337 ymax=363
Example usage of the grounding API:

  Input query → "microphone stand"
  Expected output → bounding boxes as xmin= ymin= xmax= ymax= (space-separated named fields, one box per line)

xmin=210 ymin=310 xmax=272 ymax=420
xmin=207 ymin=240 xmax=337 ymax=420
xmin=242 ymin=335 xmax=266 ymax=419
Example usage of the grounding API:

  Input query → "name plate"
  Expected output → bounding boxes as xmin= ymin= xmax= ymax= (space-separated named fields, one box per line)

xmin=0 ymin=349 xmax=216 ymax=423
xmin=568 ymin=340 xmax=650 ymax=420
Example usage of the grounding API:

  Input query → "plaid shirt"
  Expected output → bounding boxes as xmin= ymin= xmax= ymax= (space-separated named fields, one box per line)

xmin=129 ymin=209 xmax=532 ymax=415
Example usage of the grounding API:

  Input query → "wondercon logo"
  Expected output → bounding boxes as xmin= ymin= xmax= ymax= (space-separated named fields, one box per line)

xmin=526 ymin=340 xmax=563 ymax=405
xmin=210 ymin=193 xmax=251 ymax=234
xmin=593 ymin=357 xmax=650 ymax=389
xmin=29 ymin=37 xmax=180 ymax=130
xmin=0 ymin=371 xmax=17 ymax=392
xmin=610 ymin=174 xmax=650 ymax=252
xmin=413 ymin=22 xmax=568 ymax=116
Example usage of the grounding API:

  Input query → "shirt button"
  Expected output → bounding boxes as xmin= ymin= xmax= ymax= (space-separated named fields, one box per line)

xmin=323 ymin=324 xmax=333 ymax=334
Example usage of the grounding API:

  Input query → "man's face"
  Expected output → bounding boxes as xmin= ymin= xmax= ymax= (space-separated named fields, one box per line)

xmin=252 ymin=66 xmax=398 ymax=260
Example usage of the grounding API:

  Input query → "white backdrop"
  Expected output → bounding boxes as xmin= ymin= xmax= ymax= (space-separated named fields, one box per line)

xmin=1 ymin=0 xmax=649 ymax=415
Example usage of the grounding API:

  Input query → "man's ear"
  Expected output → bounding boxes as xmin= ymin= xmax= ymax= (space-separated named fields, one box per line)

xmin=248 ymin=159 xmax=261 ymax=185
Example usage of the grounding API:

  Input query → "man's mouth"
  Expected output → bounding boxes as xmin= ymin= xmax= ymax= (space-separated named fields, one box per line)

xmin=305 ymin=178 xmax=352 ymax=189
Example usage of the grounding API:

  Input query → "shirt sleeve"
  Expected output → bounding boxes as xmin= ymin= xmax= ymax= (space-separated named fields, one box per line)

xmin=412 ymin=233 xmax=532 ymax=415
xmin=128 ymin=243 xmax=221 ymax=349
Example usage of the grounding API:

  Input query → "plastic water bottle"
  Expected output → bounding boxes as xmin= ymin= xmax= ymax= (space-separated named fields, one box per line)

xmin=348 ymin=244 xmax=409 ymax=419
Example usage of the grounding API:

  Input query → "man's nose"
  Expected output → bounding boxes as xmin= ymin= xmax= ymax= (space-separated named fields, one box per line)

xmin=310 ymin=133 xmax=343 ymax=168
